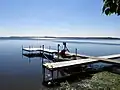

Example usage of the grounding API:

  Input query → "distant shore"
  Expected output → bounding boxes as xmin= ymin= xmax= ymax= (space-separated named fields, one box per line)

xmin=0 ymin=36 xmax=120 ymax=40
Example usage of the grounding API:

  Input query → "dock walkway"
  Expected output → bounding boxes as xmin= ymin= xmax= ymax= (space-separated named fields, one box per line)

xmin=43 ymin=54 xmax=120 ymax=70
xmin=98 ymin=54 xmax=120 ymax=59
xmin=43 ymin=58 xmax=99 ymax=70
xmin=23 ymin=47 xmax=58 ymax=54
xmin=42 ymin=54 xmax=120 ymax=83
xmin=99 ymin=58 xmax=120 ymax=64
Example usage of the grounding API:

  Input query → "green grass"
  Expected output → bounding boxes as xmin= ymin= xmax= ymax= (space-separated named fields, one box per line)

xmin=57 ymin=71 xmax=120 ymax=90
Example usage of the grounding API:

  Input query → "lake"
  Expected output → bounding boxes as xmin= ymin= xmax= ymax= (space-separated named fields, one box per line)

xmin=1 ymin=38 xmax=120 ymax=90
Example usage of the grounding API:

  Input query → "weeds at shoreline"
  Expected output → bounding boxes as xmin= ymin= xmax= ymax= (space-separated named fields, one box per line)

xmin=55 ymin=71 xmax=120 ymax=90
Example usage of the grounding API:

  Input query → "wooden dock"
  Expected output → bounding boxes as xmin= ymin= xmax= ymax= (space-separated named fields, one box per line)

xmin=43 ymin=58 xmax=99 ymax=70
xmin=43 ymin=57 xmax=120 ymax=70
xmin=42 ymin=56 xmax=120 ymax=83
xmin=22 ymin=44 xmax=120 ymax=81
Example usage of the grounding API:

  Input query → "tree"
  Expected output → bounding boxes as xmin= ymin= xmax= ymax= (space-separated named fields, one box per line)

xmin=103 ymin=0 xmax=120 ymax=15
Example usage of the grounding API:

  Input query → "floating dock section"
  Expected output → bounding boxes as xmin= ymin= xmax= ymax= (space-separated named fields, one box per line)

xmin=22 ymin=47 xmax=58 ymax=54
xmin=22 ymin=45 xmax=59 ymax=61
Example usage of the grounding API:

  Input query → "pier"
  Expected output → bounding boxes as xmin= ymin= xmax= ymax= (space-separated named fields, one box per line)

xmin=22 ymin=44 xmax=120 ymax=85
xmin=42 ymin=57 xmax=120 ymax=84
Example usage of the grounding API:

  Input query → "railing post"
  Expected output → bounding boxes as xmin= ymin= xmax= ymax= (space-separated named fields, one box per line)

xmin=43 ymin=66 xmax=45 ymax=82
xmin=42 ymin=45 xmax=44 ymax=64
xmin=75 ymin=48 xmax=77 ymax=56
xmin=29 ymin=45 xmax=30 ymax=49
xmin=49 ymin=46 xmax=51 ymax=55
xmin=57 ymin=44 xmax=60 ymax=61
xmin=29 ymin=45 xmax=30 ymax=54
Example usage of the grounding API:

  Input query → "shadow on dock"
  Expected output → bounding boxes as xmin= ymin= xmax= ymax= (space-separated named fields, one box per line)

xmin=42 ymin=71 xmax=93 ymax=87
xmin=42 ymin=66 xmax=107 ymax=87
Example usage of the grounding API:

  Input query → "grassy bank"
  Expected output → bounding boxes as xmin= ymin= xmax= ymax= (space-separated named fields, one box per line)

xmin=55 ymin=71 xmax=120 ymax=90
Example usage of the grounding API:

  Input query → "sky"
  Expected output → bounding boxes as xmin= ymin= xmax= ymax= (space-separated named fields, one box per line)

xmin=0 ymin=0 xmax=120 ymax=37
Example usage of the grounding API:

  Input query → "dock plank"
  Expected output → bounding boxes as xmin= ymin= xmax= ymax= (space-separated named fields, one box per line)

xmin=23 ymin=47 xmax=58 ymax=53
xmin=98 ymin=54 xmax=120 ymax=59
xmin=99 ymin=58 xmax=120 ymax=64
xmin=43 ymin=59 xmax=99 ymax=69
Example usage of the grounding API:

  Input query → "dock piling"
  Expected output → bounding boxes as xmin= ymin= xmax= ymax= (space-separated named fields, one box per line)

xmin=57 ymin=44 xmax=60 ymax=61
xmin=51 ymin=70 xmax=54 ymax=82
xmin=42 ymin=66 xmax=45 ymax=82
xmin=57 ymin=70 xmax=59 ymax=79
xmin=42 ymin=45 xmax=44 ymax=64
xmin=49 ymin=46 xmax=51 ymax=55
xmin=75 ymin=48 xmax=77 ymax=56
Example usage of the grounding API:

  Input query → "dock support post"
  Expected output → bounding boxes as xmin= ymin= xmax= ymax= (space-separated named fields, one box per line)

xmin=29 ymin=46 xmax=30 ymax=54
xmin=57 ymin=44 xmax=60 ymax=61
xmin=42 ymin=45 xmax=44 ymax=64
xmin=42 ymin=66 xmax=45 ymax=82
xmin=51 ymin=70 xmax=53 ymax=82
xmin=42 ymin=45 xmax=45 ymax=82
xmin=29 ymin=45 xmax=30 ymax=49
xmin=75 ymin=48 xmax=77 ymax=56
xmin=49 ymin=46 xmax=51 ymax=55
xmin=52 ymin=53 xmax=54 ymax=60
xmin=57 ymin=70 xmax=59 ymax=79
xmin=22 ymin=45 xmax=23 ymax=51
xmin=31 ymin=46 xmax=33 ymax=54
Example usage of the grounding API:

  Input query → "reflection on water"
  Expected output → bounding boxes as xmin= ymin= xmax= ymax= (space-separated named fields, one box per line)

xmin=1 ymin=39 xmax=120 ymax=90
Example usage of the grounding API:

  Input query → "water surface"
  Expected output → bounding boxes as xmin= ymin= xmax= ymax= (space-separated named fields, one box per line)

xmin=1 ymin=39 xmax=120 ymax=90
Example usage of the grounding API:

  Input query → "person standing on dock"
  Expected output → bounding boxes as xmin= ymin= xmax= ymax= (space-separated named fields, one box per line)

xmin=60 ymin=42 xmax=70 ymax=58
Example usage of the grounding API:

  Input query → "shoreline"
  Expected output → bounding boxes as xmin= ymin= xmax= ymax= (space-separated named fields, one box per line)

xmin=0 ymin=36 xmax=120 ymax=40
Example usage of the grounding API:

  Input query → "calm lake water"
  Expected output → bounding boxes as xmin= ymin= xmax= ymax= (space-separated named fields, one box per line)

xmin=1 ymin=39 xmax=120 ymax=90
